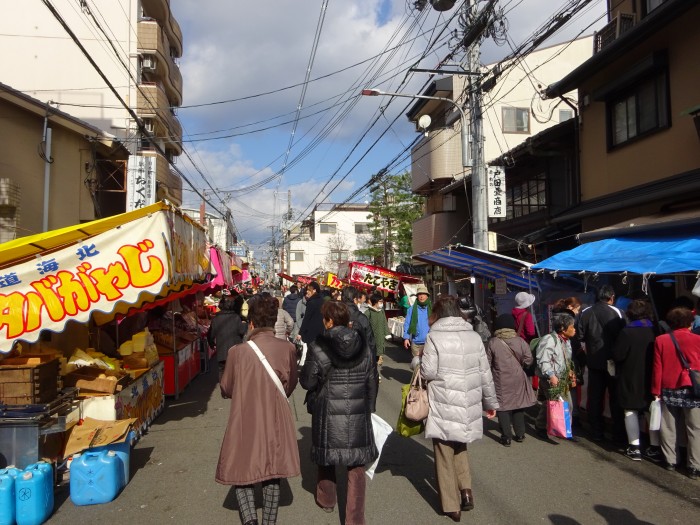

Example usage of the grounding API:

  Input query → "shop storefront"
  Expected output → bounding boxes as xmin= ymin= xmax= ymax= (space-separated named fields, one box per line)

xmin=0 ymin=202 xmax=216 ymax=469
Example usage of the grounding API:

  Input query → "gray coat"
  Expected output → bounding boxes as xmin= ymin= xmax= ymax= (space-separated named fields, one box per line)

xmin=485 ymin=329 xmax=536 ymax=411
xmin=421 ymin=316 xmax=498 ymax=444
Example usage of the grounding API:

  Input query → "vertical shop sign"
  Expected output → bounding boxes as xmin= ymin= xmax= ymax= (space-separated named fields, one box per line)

xmin=127 ymin=156 xmax=156 ymax=212
xmin=487 ymin=166 xmax=506 ymax=218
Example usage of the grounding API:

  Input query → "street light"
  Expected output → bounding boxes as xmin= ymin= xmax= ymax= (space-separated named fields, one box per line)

xmin=360 ymin=88 xmax=488 ymax=251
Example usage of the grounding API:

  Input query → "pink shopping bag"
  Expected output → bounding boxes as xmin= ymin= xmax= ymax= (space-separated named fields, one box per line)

xmin=547 ymin=398 xmax=573 ymax=439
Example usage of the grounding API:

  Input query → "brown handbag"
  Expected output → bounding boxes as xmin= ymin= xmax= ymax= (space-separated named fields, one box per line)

xmin=405 ymin=369 xmax=429 ymax=421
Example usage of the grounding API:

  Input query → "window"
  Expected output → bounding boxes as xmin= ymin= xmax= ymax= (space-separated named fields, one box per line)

xmin=559 ymin=109 xmax=574 ymax=122
xmin=493 ymin=173 xmax=547 ymax=222
xmin=354 ymin=223 xmax=370 ymax=234
xmin=502 ymin=107 xmax=530 ymax=133
xmin=290 ymin=251 xmax=304 ymax=262
xmin=330 ymin=250 xmax=349 ymax=262
xmin=609 ymin=71 xmax=668 ymax=147
xmin=319 ymin=223 xmax=336 ymax=234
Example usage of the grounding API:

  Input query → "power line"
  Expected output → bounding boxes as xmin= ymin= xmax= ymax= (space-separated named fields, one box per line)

xmin=39 ymin=0 xmax=228 ymax=219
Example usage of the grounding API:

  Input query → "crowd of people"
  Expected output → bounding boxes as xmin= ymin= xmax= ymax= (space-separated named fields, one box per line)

xmin=205 ymin=281 xmax=700 ymax=525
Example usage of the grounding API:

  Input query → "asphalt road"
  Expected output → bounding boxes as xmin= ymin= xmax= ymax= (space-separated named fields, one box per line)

xmin=47 ymin=340 xmax=700 ymax=524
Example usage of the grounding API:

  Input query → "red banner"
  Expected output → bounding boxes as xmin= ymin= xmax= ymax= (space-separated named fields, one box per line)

xmin=348 ymin=262 xmax=403 ymax=293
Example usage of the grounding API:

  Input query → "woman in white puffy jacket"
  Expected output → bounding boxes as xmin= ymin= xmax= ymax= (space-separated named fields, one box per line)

xmin=421 ymin=295 xmax=498 ymax=523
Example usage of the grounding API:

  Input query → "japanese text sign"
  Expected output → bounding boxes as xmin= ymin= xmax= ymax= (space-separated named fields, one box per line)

xmin=0 ymin=212 xmax=190 ymax=353
xmin=487 ymin=166 xmax=506 ymax=218
xmin=348 ymin=262 xmax=400 ymax=293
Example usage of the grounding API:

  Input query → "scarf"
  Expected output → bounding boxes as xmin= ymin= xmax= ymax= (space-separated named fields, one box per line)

xmin=494 ymin=328 xmax=516 ymax=339
xmin=628 ymin=319 xmax=653 ymax=328
xmin=408 ymin=298 xmax=432 ymax=337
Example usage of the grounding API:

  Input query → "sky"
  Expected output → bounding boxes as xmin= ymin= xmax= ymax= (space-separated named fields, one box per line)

xmin=171 ymin=0 xmax=607 ymax=254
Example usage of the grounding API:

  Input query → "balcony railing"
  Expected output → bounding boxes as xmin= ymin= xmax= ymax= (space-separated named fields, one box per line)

xmin=136 ymin=83 xmax=183 ymax=154
xmin=594 ymin=13 xmax=636 ymax=53
xmin=411 ymin=128 xmax=465 ymax=194
xmin=138 ymin=20 xmax=183 ymax=105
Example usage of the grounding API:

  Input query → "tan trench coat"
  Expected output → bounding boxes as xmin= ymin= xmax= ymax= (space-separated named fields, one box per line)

xmin=216 ymin=328 xmax=300 ymax=485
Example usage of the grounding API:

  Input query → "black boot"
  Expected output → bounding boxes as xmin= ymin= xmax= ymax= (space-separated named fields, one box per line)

xmin=460 ymin=488 xmax=474 ymax=511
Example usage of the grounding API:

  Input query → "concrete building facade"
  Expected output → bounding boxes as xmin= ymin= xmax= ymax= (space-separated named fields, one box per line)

xmin=0 ymin=0 xmax=184 ymax=210
xmin=288 ymin=203 xmax=372 ymax=277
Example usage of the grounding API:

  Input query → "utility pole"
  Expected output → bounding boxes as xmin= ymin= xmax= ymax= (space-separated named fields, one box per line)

xmin=382 ymin=181 xmax=388 ymax=268
xmin=463 ymin=0 xmax=489 ymax=252
xmin=286 ymin=190 xmax=292 ymax=275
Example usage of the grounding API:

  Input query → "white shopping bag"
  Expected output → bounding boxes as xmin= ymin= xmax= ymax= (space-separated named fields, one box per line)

xmin=649 ymin=399 xmax=661 ymax=431
xmin=298 ymin=342 xmax=308 ymax=366
xmin=366 ymin=414 xmax=393 ymax=480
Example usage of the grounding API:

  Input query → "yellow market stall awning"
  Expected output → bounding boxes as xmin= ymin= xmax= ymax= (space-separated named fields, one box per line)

xmin=0 ymin=202 xmax=170 ymax=268
xmin=0 ymin=202 xmax=209 ymax=353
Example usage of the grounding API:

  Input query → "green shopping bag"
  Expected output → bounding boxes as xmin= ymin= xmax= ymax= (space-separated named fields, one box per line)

xmin=396 ymin=382 xmax=424 ymax=437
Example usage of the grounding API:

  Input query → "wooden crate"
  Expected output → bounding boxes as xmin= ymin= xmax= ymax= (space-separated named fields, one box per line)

xmin=0 ymin=355 xmax=59 ymax=405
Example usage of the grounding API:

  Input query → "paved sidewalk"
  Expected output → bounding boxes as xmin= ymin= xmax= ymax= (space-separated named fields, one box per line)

xmin=47 ymin=343 xmax=700 ymax=524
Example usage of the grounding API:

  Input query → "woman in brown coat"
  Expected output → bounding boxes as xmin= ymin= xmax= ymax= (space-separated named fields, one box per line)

xmin=216 ymin=294 xmax=300 ymax=525
xmin=486 ymin=314 xmax=537 ymax=446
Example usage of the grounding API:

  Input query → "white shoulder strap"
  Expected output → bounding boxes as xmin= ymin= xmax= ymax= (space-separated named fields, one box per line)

xmin=247 ymin=340 xmax=288 ymax=400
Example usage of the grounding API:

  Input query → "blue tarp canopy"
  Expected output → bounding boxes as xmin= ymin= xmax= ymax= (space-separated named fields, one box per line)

xmin=531 ymin=236 xmax=700 ymax=274
xmin=413 ymin=244 xmax=537 ymax=289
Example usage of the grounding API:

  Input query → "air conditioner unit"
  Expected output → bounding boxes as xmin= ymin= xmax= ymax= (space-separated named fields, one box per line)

xmin=143 ymin=119 xmax=154 ymax=133
xmin=442 ymin=194 xmax=456 ymax=212
xmin=142 ymin=55 xmax=155 ymax=70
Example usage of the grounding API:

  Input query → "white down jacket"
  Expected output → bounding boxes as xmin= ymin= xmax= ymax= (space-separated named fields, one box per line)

xmin=421 ymin=316 xmax=499 ymax=443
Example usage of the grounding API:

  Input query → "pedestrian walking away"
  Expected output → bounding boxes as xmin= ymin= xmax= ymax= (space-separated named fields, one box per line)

xmin=577 ymin=284 xmax=626 ymax=443
xmin=216 ymin=294 xmax=300 ymax=525
xmin=651 ymin=306 xmax=700 ymax=479
xmin=207 ymin=294 xmax=247 ymax=376
xmin=420 ymin=295 xmax=498 ymax=522
xmin=300 ymin=300 xmax=378 ymax=525
xmin=486 ymin=314 xmax=537 ymax=447
xmin=611 ymin=299 xmax=659 ymax=461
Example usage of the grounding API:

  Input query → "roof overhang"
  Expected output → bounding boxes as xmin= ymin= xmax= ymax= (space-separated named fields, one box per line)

xmin=413 ymin=244 xmax=537 ymax=289
xmin=578 ymin=207 xmax=700 ymax=243
xmin=544 ymin=0 xmax=696 ymax=99
xmin=406 ymin=76 xmax=455 ymax=121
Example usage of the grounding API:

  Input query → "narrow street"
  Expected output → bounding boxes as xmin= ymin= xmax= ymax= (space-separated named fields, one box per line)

xmin=48 ymin=341 xmax=700 ymax=524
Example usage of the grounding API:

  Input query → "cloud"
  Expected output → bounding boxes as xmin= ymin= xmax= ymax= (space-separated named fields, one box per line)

xmin=172 ymin=0 xmax=607 ymax=246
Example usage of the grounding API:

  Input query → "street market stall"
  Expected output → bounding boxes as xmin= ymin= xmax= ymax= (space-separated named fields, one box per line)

xmin=0 ymin=201 xmax=211 ymax=469
xmin=530 ymin=232 xmax=700 ymax=415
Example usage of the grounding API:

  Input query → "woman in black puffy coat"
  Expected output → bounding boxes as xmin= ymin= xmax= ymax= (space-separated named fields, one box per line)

xmin=300 ymin=300 xmax=378 ymax=525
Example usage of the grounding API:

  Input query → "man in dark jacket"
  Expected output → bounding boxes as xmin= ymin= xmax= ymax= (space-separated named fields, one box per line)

xmin=341 ymin=286 xmax=377 ymax=358
xmin=282 ymin=285 xmax=301 ymax=319
xmin=299 ymin=281 xmax=325 ymax=344
xmin=577 ymin=284 xmax=626 ymax=442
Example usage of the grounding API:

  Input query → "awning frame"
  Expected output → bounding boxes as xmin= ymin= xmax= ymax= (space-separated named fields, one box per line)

xmin=413 ymin=244 xmax=537 ymax=290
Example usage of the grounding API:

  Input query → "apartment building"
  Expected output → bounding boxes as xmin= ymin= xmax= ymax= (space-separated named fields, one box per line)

xmin=0 ymin=84 xmax=129 ymax=242
xmin=288 ymin=203 xmax=373 ymax=276
xmin=180 ymin=207 xmax=238 ymax=252
xmin=405 ymin=35 xmax=593 ymax=255
xmin=543 ymin=0 xmax=700 ymax=234
xmin=0 ymin=0 xmax=184 ymax=213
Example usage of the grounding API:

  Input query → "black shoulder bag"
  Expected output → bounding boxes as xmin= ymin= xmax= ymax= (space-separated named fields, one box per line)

xmin=668 ymin=330 xmax=700 ymax=399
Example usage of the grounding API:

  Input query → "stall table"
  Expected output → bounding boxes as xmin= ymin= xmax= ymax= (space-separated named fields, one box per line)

xmin=80 ymin=361 xmax=165 ymax=438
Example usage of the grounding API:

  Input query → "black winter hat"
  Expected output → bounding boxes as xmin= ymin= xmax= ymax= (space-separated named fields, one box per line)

xmin=494 ymin=313 xmax=516 ymax=330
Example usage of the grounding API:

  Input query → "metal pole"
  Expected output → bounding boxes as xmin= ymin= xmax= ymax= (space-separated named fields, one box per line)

xmin=361 ymin=88 xmax=486 ymax=250
xmin=465 ymin=0 xmax=489 ymax=252
xmin=42 ymin=127 xmax=52 ymax=232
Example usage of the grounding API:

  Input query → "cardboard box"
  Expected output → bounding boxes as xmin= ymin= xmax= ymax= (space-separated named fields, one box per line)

xmin=63 ymin=367 xmax=129 ymax=394
xmin=0 ymin=355 xmax=59 ymax=405
xmin=63 ymin=417 xmax=136 ymax=458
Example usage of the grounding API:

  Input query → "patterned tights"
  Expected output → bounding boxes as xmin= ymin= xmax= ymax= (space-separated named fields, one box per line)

xmin=234 ymin=479 xmax=281 ymax=525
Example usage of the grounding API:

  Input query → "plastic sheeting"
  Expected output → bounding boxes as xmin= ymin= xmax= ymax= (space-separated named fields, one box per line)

xmin=531 ymin=236 xmax=700 ymax=274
